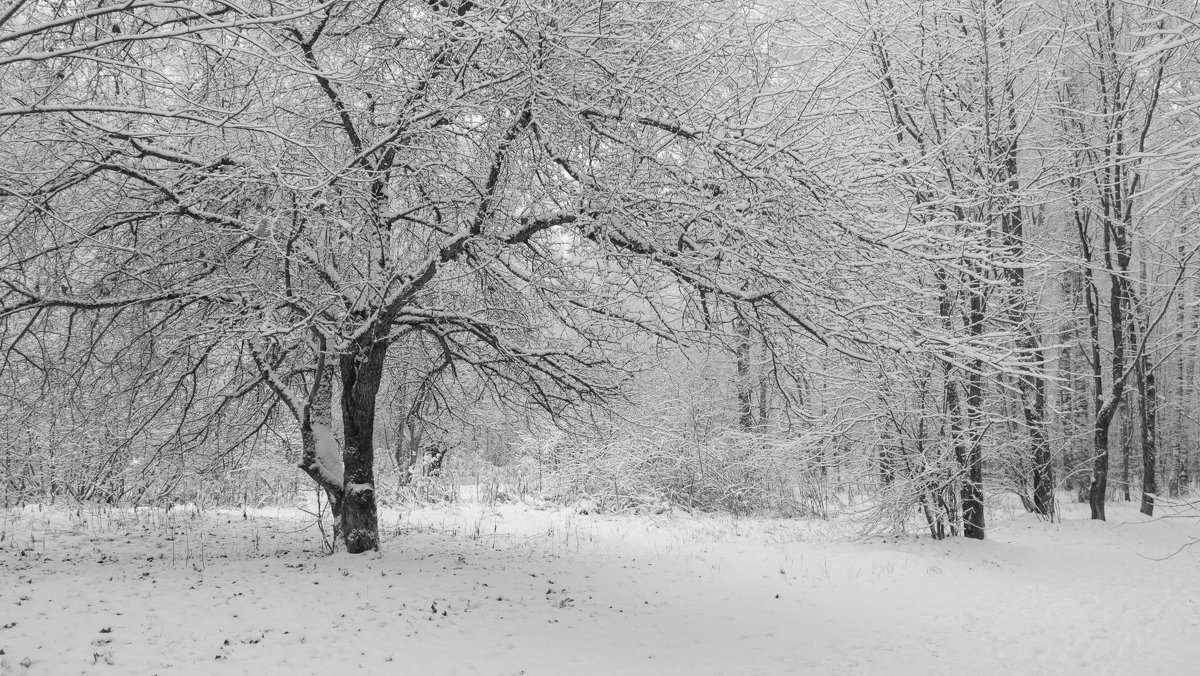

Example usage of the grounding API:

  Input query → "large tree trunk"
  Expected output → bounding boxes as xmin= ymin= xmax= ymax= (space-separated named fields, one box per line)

xmin=339 ymin=332 xmax=389 ymax=554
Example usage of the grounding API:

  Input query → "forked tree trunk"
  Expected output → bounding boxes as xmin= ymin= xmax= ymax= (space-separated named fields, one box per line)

xmin=1080 ymin=166 xmax=1133 ymax=521
xmin=1091 ymin=260 xmax=1131 ymax=519
xmin=1089 ymin=267 xmax=1129 ymax=522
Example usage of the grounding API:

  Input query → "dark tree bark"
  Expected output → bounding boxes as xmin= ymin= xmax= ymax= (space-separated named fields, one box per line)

xmin=338 ymin=330 xmax=390 ymax=554
xmin=1087 ymin=276 xmax=1128 ymax=521
xmin=1088 ymin=245 xmax=1129 ymax=522
xmin=962 ymin=372 xmax=986 ymax=539
xmin=1137 ymin=348 xmax=1158 ymax=516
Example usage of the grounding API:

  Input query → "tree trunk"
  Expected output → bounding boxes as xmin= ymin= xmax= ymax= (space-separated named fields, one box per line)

xmin=1189 ymin=278 xmax=1200 ymax=495
xmin=339 ymin=332 xmax=389 ymax=554
xmin=1028 ymin=370 xmax=1053 ymax=516
xmin=1057 ymin=323 xmax=1087 ymax=500
xmin=1138 ymin=354 xmax=1157 ymax=516
xmin=1120 ymin=402 xmax=1132 ymax=502
xmin=1089 ymin=274 xmax=1127 ymax=521
xmin=1013 ymin=322 xmax=1052 ymax=516
xmin=961 ymin=284 xmax=987 ymax=540
xmin=1090 ymin=423 xmax=1110 ymax=520
xmin=1083 ymin=258 xmax=1107 ymax=519
xmin=735 ymin=317 xmax=754 ymax=432
xmin=1085 ymin=229 xmax=1122 ymax=521
xmin=1173 ymin=226 xmax=1188 ymax=498
xmin=298 ymin=361 xmax=344 ymax=544
xmin=962 ymin=367 xmax=986 ymax=540
xmin=757 ymin=365 xmax=770 ymax=434
xmin=394 ymin=419 xmax=423 ymax=487
xmin=936 ymin=269 xmax=975 ymax=538
xmin=1083 ymin=182 xmax=1132 ymax=520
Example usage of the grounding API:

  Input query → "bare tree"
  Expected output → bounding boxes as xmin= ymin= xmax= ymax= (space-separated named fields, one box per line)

xmin=1054 ymin=0 xmax=1186 ymax=520
xmin=2 ymin=0 xmax=872 ymax=551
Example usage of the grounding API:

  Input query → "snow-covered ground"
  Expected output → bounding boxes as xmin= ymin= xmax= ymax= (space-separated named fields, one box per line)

xmin=1 ymin=497 xmax=1198 ymax=675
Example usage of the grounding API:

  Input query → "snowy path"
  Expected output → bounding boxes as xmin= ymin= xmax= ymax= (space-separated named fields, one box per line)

xmin=1 ymin=500 xmax=1198 ymax=675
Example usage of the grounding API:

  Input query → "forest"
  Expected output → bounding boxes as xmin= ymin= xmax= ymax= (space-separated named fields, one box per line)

xmin=7 ymin=1 xmax=1200 ymax=673
xmin=2 ymin=0 xmax=1200 ymax=554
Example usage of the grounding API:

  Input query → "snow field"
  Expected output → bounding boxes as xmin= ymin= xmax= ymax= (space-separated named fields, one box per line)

xmin=0 ymin=499 xmax=1198 ymax=675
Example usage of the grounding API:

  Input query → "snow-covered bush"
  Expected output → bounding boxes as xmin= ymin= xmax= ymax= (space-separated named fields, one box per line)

xmin=524 ymin=429 xmax=837 ymax=517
